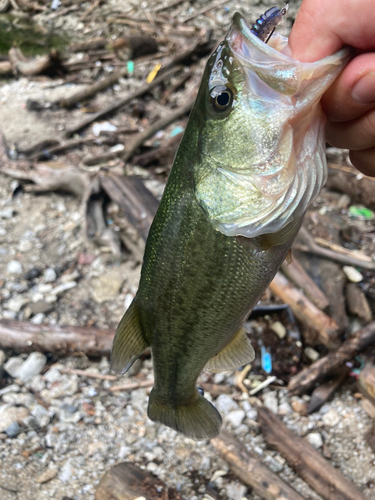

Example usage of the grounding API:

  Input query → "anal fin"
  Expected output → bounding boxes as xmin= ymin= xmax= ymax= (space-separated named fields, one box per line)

xmin=110 ymin=299 xmax=149 ymax=374
xmin=206 ymin=327 xmax=255 ymax=373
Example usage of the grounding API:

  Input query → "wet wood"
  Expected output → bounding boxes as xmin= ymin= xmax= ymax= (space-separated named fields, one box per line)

xmin=281 ymin=257 xmax=329 ymax=311
xmin=288 ymin=321 xmax=375 ymax=395
xmin=327 ymin=163 xmax=375 ymax=210
xmin=307 ymin=367 xmax=349 ymax=413
xmin=346 ymin=283 xmax=373 ymax=323
xmin=0 ymin=319 xmax=114 ymax=356
xmin=95 ymin=462 xmax=182 ymax=500
xmin=258 ymin=407 xmax=370 ymax=500
xmin=211 ymin=431 xmax=307 ymax=500
xmin=269 ymin=272 xmax=340 ymax=349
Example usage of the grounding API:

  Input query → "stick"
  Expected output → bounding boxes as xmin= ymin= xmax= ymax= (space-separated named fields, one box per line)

xmin=296 ymin=227 xmax=375 ymax=270
xmin=281 ymin=258 xmax=329 ymax=311
xmin=200 ymin=382 xmax=232 ymax=396
xmin=269 ymin=273 xmax=340 ymax=349
xmin=182 ymin=0 xmax=231 ymax=22
xmin=109 ymin=380 xmax=154 ymax=392
xmin=0 ymin=320 xmax=114 ymax=356
xmin=211 ymin=431 xmax=307 ymax=500
xmin=327 ymin=163 xmax=375 ymax=210
xmin=288 ymin=321 xmax=375 ymax=395
xmin=65 ymin=65 xmax=181 ymax=137
xmin=258 ymin=407 xmax=370 ymax=500
xmin=60 ymin=368 xmax=118 ymax=381
xmin=83 ymin=99 xmax=193 ymax=165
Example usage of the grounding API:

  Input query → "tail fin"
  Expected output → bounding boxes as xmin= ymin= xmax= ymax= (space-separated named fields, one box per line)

xmin=148 ymin=389 xmax=222 ymax=440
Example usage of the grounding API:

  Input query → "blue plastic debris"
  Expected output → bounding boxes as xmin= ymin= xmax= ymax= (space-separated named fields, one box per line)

xmin=127 ymin=60 xmax=135 ymax=75
xmin=261 ymin=346 xmax=272 ymax=374
xmin=170 ymin=126 xmax=184 ymax=137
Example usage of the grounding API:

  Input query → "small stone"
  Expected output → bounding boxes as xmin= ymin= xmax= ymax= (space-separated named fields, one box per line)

xmin=226 ymin=409 xmax=245 ymax=428
xmin=0 ymin=207 xmax=14 ymax=219
xmin=43 ymin=268 xmax=57 ymax=283
xmin=6 ymin=295 xmax=30 ymax=313
xmin=18 ymin=352 xmax=47 ymax=383
xmin=306 ymin=432 xmax=323 ymax=449
xmin=5 ymin=422 xmax=21 ymax=438
xmin=22 ymin=415 xmax=38 ymax=429
xmin=40 ymin=376 xmax=78 ymax=401
xmin=36 ymin=467 xmax=58 ymax=484
xmin=264 ymin=455 xmax=285 ymax=473
xmin=0 ymin=227 xmax=6 ymax=236
xmin=225 ymin=481 xmax=247 ymax=500
xmin=91 ymin=268 xmax=124 ymax=303
xmin=4 ymin=357 xmax=24 ymax=378
xmin=118 ymin=445 xmax=131 ymax=459
xmin=59 ymin=459 xmax=73 ymax=482
xmin=304 ymin=347 xmax=320 ymax=362
xmin=31 ymin=313 xmax=45 ymax=324
xmin=2 ymin=310 xmax=17 ymax=320
xmin=18 ymin=240 xmax=32 ymax=253
xmin=44 ymin=367 xmax=61 ymax=384
xmin=51 ymin=281 xmax=77 ymax=296
xmin=322 ymin=408 xmax=340 ymax=427
xmin=278 ymin=402 xmax=293 ymax=415
xmin=24 ymin=268 xmax=42 ymax=280
xmin=87 ymin=441 xmax=107 ymax=456
xmin=7 ymin=260 xmax=23 ymax=274
xmin=343 ymin=266 xmax=363 ymax=283
xmin=0 ymin=405 xmax=29 ymax=432
xmin=263 ymin=392 xmax=278 ymax=414
xmin=31 ymin=405 xmax=50 ymax=427
xmin=29 ymin=301 xmax=54 ymax=315
xmin=216 ymin=395 xmax=239 ymax=416
xmin=270 ymin=321 xmax=286 ymax=339
xmin=291 ymin=399 xmax=307 ymax=415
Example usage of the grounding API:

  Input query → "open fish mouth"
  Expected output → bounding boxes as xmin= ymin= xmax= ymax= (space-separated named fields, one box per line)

xmin=196 ymin=13 xmax=351 ymax=239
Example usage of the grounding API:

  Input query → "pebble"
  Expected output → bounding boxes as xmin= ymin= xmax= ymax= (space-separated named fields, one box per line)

xmin=6 ymin=295 xmax=30 ymax=313
xmin=306 ymin=432 xmax=323 ymax=449
xmin=4 ymin=356 xmax=24 ymax=378
xmin=0 ymin=207 xmax=14 ymax=219
xmin=29 ymin=300 xmax=54 ymax=315
xmin=36 ymin=467 xmax=58 ymax=484
xmin=91 ymin=269 xmax=124 ymax=303
xmin=18 ymin=240 xmax=33 ymax=253
xmin=44 ymin=366 xmax=62 ymax=384
xmin=226 ymin=409 xmax=245 ymax=428
xmin=322 ymin=408 xmax=340 ymax=427
xmin=0 ymin=405 xmax=29 ymax=432
xmin=343 ymin=266 xmax=363 ymax=283
xmin=263 ymin=392 xmax=278 ymax=414
xmin=118 ymin=445 xmax=131 ymax=459
xmin=0 ymin=227 xmax=6 ymax=236
xmin=51 ymin=281 xmax=77 ymax=296
xmin=31 ymin=313 xmax=46 ymax=324
xmin=225 ymin=481 xmax=247 ymax=500
xmin=304 ymin=347 xmax=320 ymax=362
xmin=270 ymin=321 xmax=286 ymax=339
xmin=2 ymin=310 xmax=17 ymax=320
xmin=291 ymin=399 xmax=307 ymax=415
xmin=18 ymin=352 xmax=47 ymax=383
xmin=44 ymin=268 xmax=57 ymax=283
xmin=59 ymin=459 xmax=73 ymax=482
xmin=5 ymin=422 xmax=21 ymax=438
xmin=7 ymin=260 xmax=23 ymax=274
xmin=214 ymin=395 xmax=239 ymax=416
xmin=24 ymin=267 xmax=42 ymax=280
xmin=31 ymin=405 xmax=50 ymax=427
xmin=264 ymin=455 xmax=285 ymax=473
xmin=41 ymin=376 xmax=78 ymax=401
xmin=278 ymin=402 xmax=293 ymax=415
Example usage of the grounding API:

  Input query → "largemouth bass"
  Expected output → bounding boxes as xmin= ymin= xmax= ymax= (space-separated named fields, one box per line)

xmin=111 ymin=11 xmax=349 ymax=439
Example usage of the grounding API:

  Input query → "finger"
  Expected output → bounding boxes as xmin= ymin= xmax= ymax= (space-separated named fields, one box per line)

xmin=321 ymin=53 xmax=375 ymax=122
xmin=349 ymin=148 xmax=375 ymax=177
xmin=326 ymin=108 xmax=375 ymax=151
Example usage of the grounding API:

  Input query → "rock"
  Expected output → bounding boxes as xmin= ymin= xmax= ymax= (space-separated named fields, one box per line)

xmin=31 ymin=313 xmax=46 ymax=324
xmin=0 ymin=227 xmax=6 ymax=236
xmin=24 ymin=267 xmax=42 ymax=280
xmin=263 ymin=392 xmax=278 ymax=414
xmin=343 ymin=266 xmax=363 ymax=283
xmin=2 ymin=392 xmax=35 ymax=407
xmin=18 ymin=352 xmax=47 ymax=383
xmin=118 ymin=445 xmax=131 ymax=459
xmin=306 ymin=432 xmax=323 ymax=449
xmin=278 ymin=402 xmax=293 ymax=415
xmin=0 ymin=384 xmax=20 ymax=396
xmin=18 ymin=240 xmax=32 ymax=253
xmin=91 ymin=268 xmax=124 ymax=303
xmin=270 ymin=321 xmax=286 ymax=339
xmin=4 ymin=357 xmax=24 ymax=378
xmin=225 ymin=481 xmax=247 ymax=500
xmin=216 ymin=395 xmax=239 ymax=416
xmin=264 ymin=455 xmax=285 ymax=473
xmin=88 ymin=441 xmax=107 ymax=456
xmin=41 ymin=376 xmax=78 ymax=401
xmin=7 ymin=260 xmax=23 ymax=274
xmin=304 ymin=347 xmax=320 ymax=362
xmin=5 ymin=422 xmax=21 ymax=438
xmin=31 ymin=405 xmax=50 ymax=427
xmin=6 ymin=295 xmax=30 ymax=313
xmin=291 ymin=399 xmax=307 ymax=415
xmin=322 ymin=408 xmax=340 ymax=427
xmin=2 ymin=310 xmax=17 ymax=320
xmin=226 ymin=410 xmax=245 ymax=428
xmin=36 ymin=467 xmax=58 ymax=484
xmin=0 ymin=405 xmax=29 ymax=432
xmin=29 ymin=300 xmax=54 ymax=315
xmin=22 ymin=415 xmax=38 ymax=429
xmin=43 ymin=268 xmax=57 ymax=283
xmin=44 ymin=367 xmax=62 ymax=384
xmin=59 ymin=459 xmax=73 ymax=482
xmin=0 ymin=207 xmax=14 ymax=219
xmin=51 ymin=281 xmax=77 ymax=296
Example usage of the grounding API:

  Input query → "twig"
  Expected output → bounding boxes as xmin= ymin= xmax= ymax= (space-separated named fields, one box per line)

xmin=269 ymin=273 xmax=341 ymax=349
xmin=288 ymin=321 xmax=375 ymax=395
xmin=60 ymin=368 xmax=118 ymax=381
xmin=258 ymin=407 xmax=370 ymax=500
xmin=249 ymin=376 xmax=277 ymax=396
xmin=200 ymin=383 xmax=232 ymax=396
xmin=65 ymin=65 xmax=181 ymax=137
xmin=181 ymin=0 xmax=231 ymax=22
xmin=109 ymin=380 xmax=154 ymax=392
xmin=235 ymin=364 xmax=251 ymax=393
xmin=211 ymin=431 xmax=308 ymax=500
xmin=81 ymin=0 xmax=101 ymax=20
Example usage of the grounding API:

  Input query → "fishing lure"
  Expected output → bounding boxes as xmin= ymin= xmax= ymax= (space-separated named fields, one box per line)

xmin=250 ymin=5 xmax=288 ymax=43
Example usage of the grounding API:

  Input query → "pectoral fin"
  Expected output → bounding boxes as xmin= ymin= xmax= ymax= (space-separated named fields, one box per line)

xmin=206 ymin=327 xmax=255 ymax=372
xmin=110 ymin=299 xmax=149 ymax=374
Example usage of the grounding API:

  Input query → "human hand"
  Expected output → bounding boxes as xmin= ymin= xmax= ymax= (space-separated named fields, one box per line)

xmin=289 ymin=0 xmax=375 ymax=177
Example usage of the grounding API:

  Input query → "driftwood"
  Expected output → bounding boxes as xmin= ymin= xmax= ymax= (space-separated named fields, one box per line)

xmin=0 ymin=320 xmax=114 ymax=356
xmin=327 ymin=163 xmax=375 ymax=210
xmin=288 ymin=321 xmax=375 ymax=395
xmin=346 ymin=283 xmax=373 ymax=323
xmin=211 ymin=431 xmax=307 ymax=500
xmin=95 ymin=462 xmax=182 ymax=500
xmin=65 ymin=65 xmax=181 ymax=137
xmin=109 ymin=380 xmax=154 ymax=392
xmin=307 ymin=367 xmax=350 ymax=413
xmin=281 ymin=257 xmax=329 ymax=311
xmin=8 ymin=48 xmax=62 ymax=76
xmin=269 ymin=272 xmax=340 ymax=349
xmin=258 ymin=407 xmax=370 ymax=500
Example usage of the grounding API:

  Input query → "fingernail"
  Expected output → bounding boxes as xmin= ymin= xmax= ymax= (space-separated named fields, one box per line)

xmin=352 ymin=72 xmax=375 ymax=104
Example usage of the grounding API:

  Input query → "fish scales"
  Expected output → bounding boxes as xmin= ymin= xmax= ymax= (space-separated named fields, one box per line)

xmin=111 ymin=9 xmax=350 ymax=439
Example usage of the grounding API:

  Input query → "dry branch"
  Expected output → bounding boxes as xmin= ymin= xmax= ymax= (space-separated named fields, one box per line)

xmin=269 ymin=272 xmax=340 ymax=349
xmin=258 ymin=407 xmax=369 ymax=500
xmin=0 ymin=320 xmax=114 ymax=356
xmin=211 ymin=431 xmax=307 ymax=500
xmin=288 ymin=321 xmax=375 ymax=395
xmin=109 ymin=380 xmax=154 ymax=392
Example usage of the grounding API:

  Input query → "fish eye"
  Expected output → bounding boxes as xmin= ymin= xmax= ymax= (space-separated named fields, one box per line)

xmin=210 ymin=85 xmax=234 ymax=113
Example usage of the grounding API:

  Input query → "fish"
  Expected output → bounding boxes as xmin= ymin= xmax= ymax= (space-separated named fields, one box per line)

xmin=111 ymin=9 xmax=350 ymax=440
